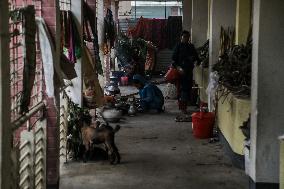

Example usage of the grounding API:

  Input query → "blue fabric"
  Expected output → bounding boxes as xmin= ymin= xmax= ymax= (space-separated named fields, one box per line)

xmin=139 ymin=83 xmax=164 ymax=111
xmin=133 ymin=74 xmax=147 ymax=85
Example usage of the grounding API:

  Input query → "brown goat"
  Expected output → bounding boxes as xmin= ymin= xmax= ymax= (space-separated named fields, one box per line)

xmin=81 ymin=121 xmax=121 ymax=164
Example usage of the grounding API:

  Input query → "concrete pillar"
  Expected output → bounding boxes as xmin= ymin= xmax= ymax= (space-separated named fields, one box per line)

xmin=207 ymin=0 xmax=211 ymax=39
xmin=235 ymin=0 xmax=252 ymax=45
xmin=280 ymin=136 xmax=284 ymax=189
xmin=208 ymin=0 xmax=236 ymax=110
xmin=182 ymin=0 xmax=192 ymax=32
xmin=0 ymin=0 xmax=11 ymax=188
xmin=191 ymin=0 xmax=208 ymax=47
xmin=114 ymin=1 xmax=119 ymax=23
xmin=209 ymin=0 xmax=236 ymax=69
xmin=97 ymin=0 xmax=105 ymax=86
xmin=250 ymin=0 xmax=284 ymax=188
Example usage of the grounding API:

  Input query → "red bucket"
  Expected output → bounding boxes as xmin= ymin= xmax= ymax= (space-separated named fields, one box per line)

xmin=165 ymin=67 xmax=180 ymax=83
xmin=121 ymin=76 xmax=128 ymax=86
xmin=192 ymin=112 xmax=215 ymax=139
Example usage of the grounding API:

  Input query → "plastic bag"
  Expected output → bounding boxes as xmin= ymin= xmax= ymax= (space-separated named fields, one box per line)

xmin=206 ymin=72 xmax=219 ymax=98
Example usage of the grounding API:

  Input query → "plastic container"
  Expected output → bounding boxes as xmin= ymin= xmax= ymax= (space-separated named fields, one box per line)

xmin=121 ymin=76 xmax=128 ymax=86
xmin=191 ymin=112 xmax=215 ymax=139
xmin=164 ymin=67 xmax=180 ymax=83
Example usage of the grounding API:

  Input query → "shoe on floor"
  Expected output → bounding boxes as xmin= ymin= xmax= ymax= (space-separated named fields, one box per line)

xmin=175 ymin=114 xmax=192 ymax=122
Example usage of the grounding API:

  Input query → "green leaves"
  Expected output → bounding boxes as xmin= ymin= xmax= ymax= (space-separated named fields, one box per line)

xmin=67 ymin=100 xmax=91 ymax=143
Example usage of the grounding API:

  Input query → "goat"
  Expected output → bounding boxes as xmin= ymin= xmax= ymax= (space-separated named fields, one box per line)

xmin=81 ymin=121 xmax=121 ymax=164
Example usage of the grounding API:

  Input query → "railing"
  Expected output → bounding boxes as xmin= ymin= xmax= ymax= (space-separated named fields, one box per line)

xmin=58 ymin=0 xmax=72 ymax=165
xmin=8 ymin=1 xmax=47 ymax=188
xmin=59 ymin=92 xmax=69 ymax=164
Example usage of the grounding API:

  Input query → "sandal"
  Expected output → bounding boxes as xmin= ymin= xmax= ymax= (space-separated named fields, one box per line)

xmin=175 ymin=114 xmax=192 ymax=122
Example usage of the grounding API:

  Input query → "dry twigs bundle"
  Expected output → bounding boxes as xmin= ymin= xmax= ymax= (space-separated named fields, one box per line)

xmin=213 ymin=41 xmax=252 ymax=98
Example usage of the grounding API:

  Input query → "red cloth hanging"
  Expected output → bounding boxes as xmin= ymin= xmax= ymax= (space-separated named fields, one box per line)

xmin=128 ymin=17 xmax=167 ymax=50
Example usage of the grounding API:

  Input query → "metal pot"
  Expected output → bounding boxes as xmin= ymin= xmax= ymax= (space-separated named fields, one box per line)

xmin=128 ymin=103 xmax=137 ymax=116
xmin=105 ymin=82 xmax=120 ymax=96
xmin=101 ymin=109 xmax=123 ymax=123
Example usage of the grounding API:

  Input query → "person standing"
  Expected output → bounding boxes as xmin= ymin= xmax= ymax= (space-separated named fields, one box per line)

xmin=172 ymin=30 xmax=200 ymax=120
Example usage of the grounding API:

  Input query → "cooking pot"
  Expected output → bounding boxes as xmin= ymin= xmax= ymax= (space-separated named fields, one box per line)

xmin=101 ymin=109 xmax=123 ymax=123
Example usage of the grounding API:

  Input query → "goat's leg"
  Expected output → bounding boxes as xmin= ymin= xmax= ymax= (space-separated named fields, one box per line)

xmin=83 ymin=143 xmax=90 ymax=163
xmin=74 ymin=142 xmax=80 ymax=161
xmin=110 ymin=140 xmax=120 ymax=164
xmin=105 ymin=139 xmax=115 ymax=164
xmin=105 ymin=136 xmax=120 ymax=164
xmin=113 ymin=142 xmax=121 ymax=164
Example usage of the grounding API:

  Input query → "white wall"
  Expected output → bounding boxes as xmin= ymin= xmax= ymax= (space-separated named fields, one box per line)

xmin=182 ymin=0 xmax=192 ymax=32
xmin=191 ymin=0 xmax=208 ymax=47
xmin=118 ymin=1 xmax=132 ymax=19
xmin=208 ymin=0 xmax=236 ymax=110
xmin=209 ymin=0 xmax=236 ymax=69
xmin=97 ymin=0 xmax=105 ymax=86
xmin=66 ymin=0 xmax=83 ymax=106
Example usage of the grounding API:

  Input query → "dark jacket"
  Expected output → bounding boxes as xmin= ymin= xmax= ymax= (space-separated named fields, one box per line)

xmin=172 ymin=42 xmax=200 ymax=73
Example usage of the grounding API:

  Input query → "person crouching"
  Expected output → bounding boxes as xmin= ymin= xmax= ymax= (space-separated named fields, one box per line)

xmin=132 ymin=74 xmax=164 ymax=113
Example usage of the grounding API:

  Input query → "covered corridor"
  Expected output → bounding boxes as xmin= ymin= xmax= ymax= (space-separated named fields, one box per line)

xmin=60 ymin=96 xmax=247 ymax=189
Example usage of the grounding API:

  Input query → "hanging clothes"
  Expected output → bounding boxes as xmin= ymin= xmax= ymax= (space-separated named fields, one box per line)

xmin=152 ymin=19 xmax=167 ymax=49
xmin=83 ymin=2 xmax=103 ymax=75
xmin=128 ymin=17 xmax=167 ymax=50
xmin=145 ymin=48 xmax=156 ymax=72
xmin=38 ymin=16 xmax=75 ymax=89
xmin=36 ymin=17 xmax=55 ymax=98
xmin=69 ymin=12 xmax=82 ymax=63
xmin=83 ymin=46 xmax=104 ymax=107
xmin=60 ymin=54 xmax=77 ymax=80
xmin=19 ymin=5 xmax=37 ymax=114
xmin=104 ymin=8 xmax=116 ymax=48
xmin=167 ymin=16 xmax=183 ymax=49
xmin=60 ymin=11 xmax=82 ymax=64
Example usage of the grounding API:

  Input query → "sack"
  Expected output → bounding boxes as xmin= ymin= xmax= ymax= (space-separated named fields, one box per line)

xmin=165 ymin=67 xmax=180 ymax=83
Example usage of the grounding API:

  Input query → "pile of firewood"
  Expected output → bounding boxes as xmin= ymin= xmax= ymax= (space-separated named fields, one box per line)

xmin=213 ymin=42 xmax=252 ymax=97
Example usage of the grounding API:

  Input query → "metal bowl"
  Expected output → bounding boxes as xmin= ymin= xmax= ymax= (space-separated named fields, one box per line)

xmin=101 ymin=109 xmax=123 ymax=123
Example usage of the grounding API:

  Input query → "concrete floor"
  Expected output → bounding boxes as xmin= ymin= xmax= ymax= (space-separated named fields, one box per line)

xmin=60 ymin=87 xmax=248 ymax=189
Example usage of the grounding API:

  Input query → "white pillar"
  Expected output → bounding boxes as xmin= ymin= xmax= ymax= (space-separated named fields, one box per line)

xmin=191 ymin=0 xmax=208 ymax=47
xmin=250 ymin=0 xmax=284 ymax=187
xmin=208 ymin=0 xmax=236 ymax=110
xmin=0 ymin=0 xmax=11 ymax=188
xmin=182 ymin=0 xmax=192 ymax=32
